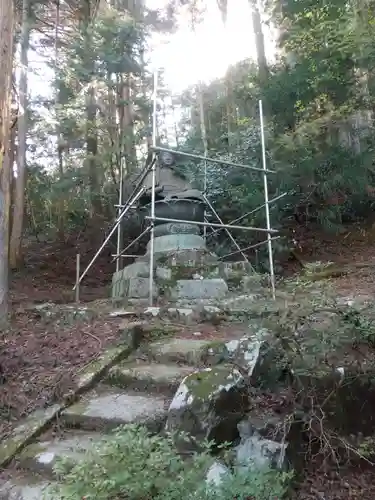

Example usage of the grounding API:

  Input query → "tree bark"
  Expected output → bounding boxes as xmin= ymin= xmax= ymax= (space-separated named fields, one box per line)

xmin=10 ymin=0 xmax=31 ymax=270
xmin=249 ymin=0 xmax=268 ymax=84
xmin=118 ymin=74 xmax=136 ymax=173
xmin=216 ymin=0 xmax=236 ymax=148
xmin=86 ymin=82 xmax=101 ymax=215
xmin=81 ymin=0 xmax=101 ymax=216
xmin=0 ymin=0 xmax=15 ymax=323
xmin=55 ymin=0 xmax=65 ymax=241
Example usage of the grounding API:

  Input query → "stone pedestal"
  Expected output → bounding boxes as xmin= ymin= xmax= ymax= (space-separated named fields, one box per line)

xmin=111 ymin=222 xmax=229 ymax=302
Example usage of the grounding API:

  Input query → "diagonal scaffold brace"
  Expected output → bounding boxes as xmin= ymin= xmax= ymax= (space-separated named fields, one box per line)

xmin=72 ymin=154 xmax=156 ymax=290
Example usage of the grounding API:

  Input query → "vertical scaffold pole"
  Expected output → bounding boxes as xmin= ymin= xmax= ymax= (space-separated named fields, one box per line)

xmin=148 ymin=70 xmax=158 ymax=306
xmin=115 ymin=157 xmax=124 ymax=273
xmin=259 ymin=100 xmax=276 ymax=299
xmin=198 ymin=82 xmax=209 ymax=241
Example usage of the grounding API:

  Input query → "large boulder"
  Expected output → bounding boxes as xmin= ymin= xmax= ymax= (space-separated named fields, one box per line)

xmin=201 ymin=329 xmax=288 ymax=387
xmin=165 ymin=329 xmax=289 ymax=452
xmin=165 ymin=365 xmax=249 ymax=451
xmin=234 ymin=412 xmax=302 ymax=474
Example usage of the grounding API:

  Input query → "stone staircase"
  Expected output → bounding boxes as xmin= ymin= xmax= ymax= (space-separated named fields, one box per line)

xmin=0 ymin=335 xmax=238 ymax=500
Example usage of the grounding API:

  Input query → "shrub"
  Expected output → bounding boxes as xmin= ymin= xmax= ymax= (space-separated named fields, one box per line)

xmin=47 ymin=424 xmax=291 ymax=500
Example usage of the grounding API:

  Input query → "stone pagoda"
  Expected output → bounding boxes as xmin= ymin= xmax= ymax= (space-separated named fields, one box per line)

xmin=111 ymin=152 xmax=229 ymax=303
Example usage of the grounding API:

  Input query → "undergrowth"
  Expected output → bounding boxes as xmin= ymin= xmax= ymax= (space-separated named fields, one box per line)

xmin=270 ymin=267 xmax=375 ymax=467
xmin=46 ymin=424 xmax=291 ymax=500
xmin=45 ymin=264 xmax=375 ymax=498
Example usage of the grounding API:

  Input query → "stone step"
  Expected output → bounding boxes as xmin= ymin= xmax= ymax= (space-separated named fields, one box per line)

xmin=0 ymin=472 xmax=52 ymax=500
xmin=106 ymin=360 xmax=197 ymax=396
xmin=17 ymin=430 xmax=101 ymax=477
xmin=60 ymin=385 xmax=169 ymax=432
xmin=146 ymin=337 xmax=226 ymax=365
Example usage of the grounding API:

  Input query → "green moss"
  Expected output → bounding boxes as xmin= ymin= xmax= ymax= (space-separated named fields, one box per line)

xmin=159 ymin=262 xmax=220 ymax=282
xmin=146 ymin=325 xmax=177 ymax=340
xmin=170 ymin=264 xmax=194 ymax=280
xmin=76 ymin=343 xmax=135 ymax=394
xmin=184 ymin=366 xmax=241 ymax=400
xmin=18 ymin=441 xmax=46 ymax=461
xmin=199 ymin=340 xmax=228 ymax=364
xmin=203 ymin=340 xmax=227 ymax=350
xmin=226 ymin=273 xmax=244 ymax=291
xmin=62 ymin=398 xmax=93 ymax=419
xmin=0 ymin=404 xmax=61 ymax=467
xmin=79 ymin=346 xmax=125 ymax=378
xmin=156 ymin=254 xmax=169 ymax=265
xmin=157 ymin=278 xmax=177 ymax=296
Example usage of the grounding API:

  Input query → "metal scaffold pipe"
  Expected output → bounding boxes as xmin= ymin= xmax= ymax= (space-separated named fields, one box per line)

xmin=203 ymin=194 xmax=250 ymax=264
xmin=116 ymin=157 xmax=124 ymax=273
xmin=76 ymin=67 xmax=286 ymax=304
xmin=151 ymin=146 xmax=276 ymax=174
xmin=145 ymin=216 xmax=278 ymax=234
xmin=73 ymin=186 xmax=146 ymax=290
xmin=259 ymin=99 xmax=276 ymax=299
xmin=148 ymin=70 xmax=158 ymax=306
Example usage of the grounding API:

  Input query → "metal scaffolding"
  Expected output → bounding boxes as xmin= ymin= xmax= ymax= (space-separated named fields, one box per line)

xmin=74 ymin=70 xmax=286 ymax=304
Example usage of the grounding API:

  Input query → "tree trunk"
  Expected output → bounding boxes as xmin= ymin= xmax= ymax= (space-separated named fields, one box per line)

xmin=249 ymin=0 xmax=268 ymax=84
xmin=117 ymin=74 xmax=136 ymax=173
xmin=139 ymin=46 xmax=152 ymax=151
xmin=7 ymin=116 xmax=16 ymax=249
xmin=0 ymin=0 xmax=15 ymax=323
xmin=10 ymin=0 xmax=31 ymax=270
xmin=81 ymin=0 xmax=101 ymax=216
xmin=216 ymin=0 xmax=236 ymax=148
xmin=224 ymin=70 xmax=236 ymax=149
xmin=54 ymin=0 xmax=65 ymax=241
xmin=86 ymin=83 xmax=101 ymax=215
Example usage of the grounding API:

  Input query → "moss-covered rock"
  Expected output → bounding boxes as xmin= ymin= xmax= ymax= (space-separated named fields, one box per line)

xmin=166 ymin=365 xmax=249 ymax=452
xmin=225 ymin=332 xmax=288 ymax=387
xmin=199 ymin=340 xmax=231 ymax=366
xmin=198 ymin=330 xmax=288 ymax=388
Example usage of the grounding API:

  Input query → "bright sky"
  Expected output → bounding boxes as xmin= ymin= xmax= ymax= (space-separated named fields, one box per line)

xmin=29 ymin=0 xmax=275 ymax=95
xmin=26 ymin=1 xmax=275 ymax=165
xmin=147 ymin=0 xmax=275 ymax=92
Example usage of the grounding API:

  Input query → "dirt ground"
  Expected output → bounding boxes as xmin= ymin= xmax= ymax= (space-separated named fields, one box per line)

xmin=3 ymin=223 xmax=375 ymax=497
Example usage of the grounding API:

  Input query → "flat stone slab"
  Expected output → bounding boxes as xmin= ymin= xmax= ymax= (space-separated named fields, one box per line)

xmin=60 ymin=386 xmax=168 ymax=431
xmin=112 ymin=275 xmax=158 ymax=299
xmin=147 ymin=338 xmax=217 ymax=365
xmin=18 ymin=430 xmax=100 ymax=476
xmin=0 ymin=404 xmax=61 ymax=468
xmin=169 ymin=279 xmax=228 ymax=300
xmin=76 ymin=342 xmax=138 ymax=391
xmin=107 ymin=360 xmax=197 ymax=395
xmin=0 ymin=474 xmax=52 ymax=500
xmin=220 ymin=295 xmax=287 ymax=317
xmin=146 ymin=234 xmax=206 ymax=254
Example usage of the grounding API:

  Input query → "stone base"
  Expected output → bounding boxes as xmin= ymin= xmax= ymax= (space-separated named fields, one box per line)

xmin=219 ymin=261 xmax=254 ymax=278
xmin=145 ymin=233 xmax=206 ymax=254
xmin=111 ymin=275 xmax=158 ymax=299
xmin=111 ymin=232 xmax=259 ymax=301
xmin=111 ymin=247 xmax=221 ymax=299
xmin=168 ymin=279 xmax=228 ymax=301
xmin=137 ymin=248 xmax=219 ymax=268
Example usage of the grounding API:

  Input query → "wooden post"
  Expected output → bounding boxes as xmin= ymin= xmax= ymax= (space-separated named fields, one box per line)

xmin=75 ymin=253 xmax=80 ymax=303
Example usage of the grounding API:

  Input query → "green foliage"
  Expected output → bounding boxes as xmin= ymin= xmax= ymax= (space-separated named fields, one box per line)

xmin=267 ymin=273 xmax=375 ymax=381
xmin=25 ymin=0 xmax=375 ymax=257
xmin=47 ymin=424 xmax=291 ymax=500
xmin=341 ymin=306 xmax=375 ymax=346
xmin=170 ymin=0 xmax=375 ymax=264
xmin=26 ymin=2 xmax=176 ymax=239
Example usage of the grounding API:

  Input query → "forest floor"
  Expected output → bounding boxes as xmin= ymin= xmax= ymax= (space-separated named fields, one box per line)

xmin=3 ymin=221 xmax=375 ymax=498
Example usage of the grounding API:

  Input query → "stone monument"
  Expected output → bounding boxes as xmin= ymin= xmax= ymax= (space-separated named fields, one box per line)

xmin=111 ymin=151 xmax=229 ymax=302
